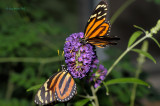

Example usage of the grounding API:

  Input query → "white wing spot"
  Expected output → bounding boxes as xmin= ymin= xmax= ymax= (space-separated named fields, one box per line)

xmin=96 ymin=5 xmax=101 ymax=10
xmin=88 ymin=14 xmax=97 ymax=22
xmin=98 ymin=11 xmax=101 ymax=15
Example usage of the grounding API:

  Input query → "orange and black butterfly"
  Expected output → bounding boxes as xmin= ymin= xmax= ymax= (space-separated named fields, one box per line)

xmin=82 ymin=1 xmax=120 ymax=48
xmin=34 ymin=65 xmax=77 ymax=105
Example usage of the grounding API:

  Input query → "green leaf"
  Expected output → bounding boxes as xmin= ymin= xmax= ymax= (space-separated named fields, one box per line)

xmin=27 ymin=84 xmax=42 ymax=92
xmin=104 ymin=78 xmax=150 ymax=87
xmin=150 ymin=37 xmax=160 ymax=48
xmin=75 ymin=99 xmax=90 ymax=106
xmin=132 ymin=49 xmax=156 ymax=64
xmin=128 ymin=31 xmax=142 ymax=47
xmin=133 ymin=25 xmax=146 ymax=32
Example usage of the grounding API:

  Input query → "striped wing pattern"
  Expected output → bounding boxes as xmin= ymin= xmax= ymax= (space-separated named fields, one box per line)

xmin=84 ymin=1 xmax=110 ymax=40
xmin=35 ymin=68 xmax=77 ymax=105
xmin=84 ymin=1 xmax=120 ymax=48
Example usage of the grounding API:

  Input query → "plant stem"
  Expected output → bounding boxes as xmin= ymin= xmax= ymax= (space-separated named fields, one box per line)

xmin=91 ymin=86 xmax=99 ymax=106
xmin=0 ymin=56 xmax=63 ymax=63
xmin=130 ymin=41 xmax=148 ymax=106
xmin=77 ymin=95 xmax=95 ymax=99
xmin=37 ymin=63 xmax=45 ymax=83
xmin=110 ymin=0 xmax=135 ymax=24
xmin=5 ymin=70 xmax=14 ymax=100
xmin=107 ymin=35 xmax=147 ymax=76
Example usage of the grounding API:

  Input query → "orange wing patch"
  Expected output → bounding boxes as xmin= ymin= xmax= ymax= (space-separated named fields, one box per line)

xmin=85 ymin=18 xmax=105 ymax=39
xmin=87 ymin=22 xmax=110 ymax=39
xmin=85 ymin=18 xmax=96 ymax=38
xmin=97 ymin=22 xmax=110 ymax=37
xmin=90 ymin=42 xmax=109 ymax=48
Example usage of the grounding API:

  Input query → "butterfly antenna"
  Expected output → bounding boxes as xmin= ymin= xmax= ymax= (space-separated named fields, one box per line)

xmin=61 ymin=50 xmax=65 ymax=65
xmin=57 ymin=49 xmax=61 ymax=69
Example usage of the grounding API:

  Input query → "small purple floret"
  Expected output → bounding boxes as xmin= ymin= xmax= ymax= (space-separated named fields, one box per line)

xmin=89 ymin=65 xmax=108 ymax=88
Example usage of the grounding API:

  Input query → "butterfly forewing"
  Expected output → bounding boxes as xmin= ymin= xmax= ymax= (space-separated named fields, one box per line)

xmin=84 ymin=1 xmax=110 ymax=39
xmin=35 ymin=68 xmax=77 ymax=105
xmin=34 ymin=71 xmax=62 ymax=105
xmin=83 ymin=1 xmax=120 ymax=48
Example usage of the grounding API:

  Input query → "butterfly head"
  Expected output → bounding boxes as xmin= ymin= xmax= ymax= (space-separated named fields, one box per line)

xmin=61 ymin=65 xmax=67 ymax=71
xmin=79 ymin=37 xmax=85 ymax=44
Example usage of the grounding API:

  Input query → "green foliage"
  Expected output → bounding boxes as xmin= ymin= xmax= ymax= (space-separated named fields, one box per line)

xmin=147 ymin=0 xmax=160 ymax=4
xmin=74 ymin=99 xmax=90 ymax=106
xmin=132 ymin=49 xmax=156 ymax=64
xmin=27 ymin=84 xmax=42 ymax=92
xmin=150 ymin=19 xmax=160 ymax=35
xmin=104 ymin=78 xmax=150 ymax=87
xmin=128 ymin=31 xmax=142 ymax=47
xmin=0 ymin=0 xmax=78 ymax=106
xmin=0 ymin=99 xmax=30 ymax=106
xmin=150 ymin=37 xmax=160 ymax=48
xmin=102 ymin=48 xmax=151 ymax=105
xmin=133 ymin=25 xmax=146 ymax=33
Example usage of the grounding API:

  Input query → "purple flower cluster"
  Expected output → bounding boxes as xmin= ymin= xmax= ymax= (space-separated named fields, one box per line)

xmin=89 ymin=65 xmax=107 ymax=88
xmin=64 ymin=32 xmax=99 ymax=79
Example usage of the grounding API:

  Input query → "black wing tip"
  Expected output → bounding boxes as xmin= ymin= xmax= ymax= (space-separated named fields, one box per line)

xmin=107 ymin=36 xmax=120 ymax=41
xmin=112 ymin=37 xmax=120 ymax=40
xmin=34 ymin=99 xmax=42 ymax=105
xmin=100 ymin=0 xmax=107 ymax=4
xmin=97 ymin=1 xmax=108 ymax=8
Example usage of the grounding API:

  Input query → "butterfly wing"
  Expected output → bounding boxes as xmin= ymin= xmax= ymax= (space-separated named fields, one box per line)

xmin=34 ymin=71 xmax=63 ymax=105
xmin=84 ymin=1 xmax=110 ymax=40
xmin=87 ymin=36 xmax=120 ymax=48
xmin=84 ymin=1 xmax=120 ymax=47
xmin=55 ymin=69 xmax=77 ymax=102
xmin=35 ymin=69 xmax=77 ymax=105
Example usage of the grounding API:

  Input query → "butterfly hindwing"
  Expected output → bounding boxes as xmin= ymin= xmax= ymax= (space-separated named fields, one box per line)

xmin=87 ymin=36 xmax=120 ymax=48
xmin=35 ymin=68 xmax=77 ymax=105
xmin=55 ymin=70 xmax=77 ymax=102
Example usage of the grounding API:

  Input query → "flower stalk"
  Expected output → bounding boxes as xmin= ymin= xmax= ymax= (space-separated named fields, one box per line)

xmin=107 ymin=19 xmax=160 ymax=76
xmin=130 ymin=41 xmax=148 ymax=106
xmin=91 ymin=86 xmax=99 ymax=106
xmin=107 ymin=35 xmax=147 ymax=76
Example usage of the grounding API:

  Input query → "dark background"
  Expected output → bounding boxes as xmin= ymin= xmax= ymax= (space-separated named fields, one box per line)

xmin=0 ymin=0 xmax=160 ymax=106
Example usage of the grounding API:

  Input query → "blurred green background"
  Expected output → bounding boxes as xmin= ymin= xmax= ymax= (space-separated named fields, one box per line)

xmin=0 ymin=0 xmax=160 ymax=106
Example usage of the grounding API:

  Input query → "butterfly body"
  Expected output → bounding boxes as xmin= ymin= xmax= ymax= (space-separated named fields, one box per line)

xmin=83 ymin=1 xmax=120 ymax=48
xmin=35 ymin=66 xmax=77 ymax=105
